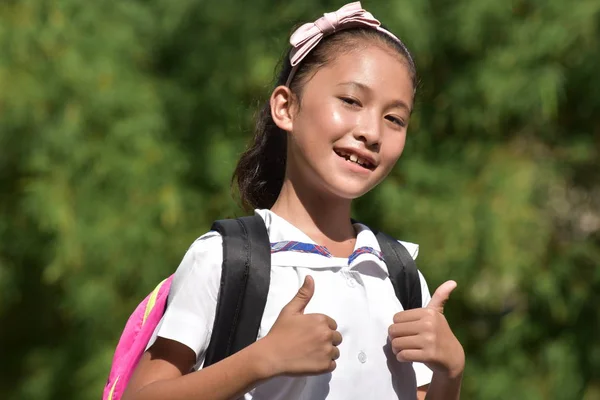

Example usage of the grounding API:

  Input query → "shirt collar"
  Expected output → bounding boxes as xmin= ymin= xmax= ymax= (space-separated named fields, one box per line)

xmin=255 ymin=209 xmax=390 ymax=275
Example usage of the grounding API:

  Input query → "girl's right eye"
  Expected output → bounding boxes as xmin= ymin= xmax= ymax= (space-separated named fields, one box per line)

xmin=339 ymin=96 xmax=361 ymax=107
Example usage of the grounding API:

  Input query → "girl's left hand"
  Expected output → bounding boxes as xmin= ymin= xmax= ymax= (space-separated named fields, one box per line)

xmin=388 ymin=281 xmax=465 ymax=379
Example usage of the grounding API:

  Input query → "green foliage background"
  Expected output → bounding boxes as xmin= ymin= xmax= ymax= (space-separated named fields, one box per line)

xmin=1 ymin=0 xmax=599 ymax=399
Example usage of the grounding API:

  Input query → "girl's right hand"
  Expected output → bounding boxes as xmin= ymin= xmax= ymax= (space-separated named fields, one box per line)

xmin=258 ymin=275 xmax=342 ymax=377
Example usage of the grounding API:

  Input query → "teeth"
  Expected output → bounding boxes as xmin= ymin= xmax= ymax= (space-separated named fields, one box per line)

xmin=336 ymin=150 xmax=371 ymax=168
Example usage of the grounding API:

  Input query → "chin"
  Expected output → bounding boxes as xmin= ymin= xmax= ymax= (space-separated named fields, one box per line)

xmin=326 ymin=179 xmax=379 ymax=200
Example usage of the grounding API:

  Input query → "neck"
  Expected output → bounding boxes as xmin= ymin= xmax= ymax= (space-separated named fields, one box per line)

xmin=270 ymin=179 xmax=355 ymax=243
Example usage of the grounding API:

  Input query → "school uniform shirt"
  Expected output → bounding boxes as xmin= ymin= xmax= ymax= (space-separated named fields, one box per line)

xmin=148 ymin=209 xmax=433 ymax=400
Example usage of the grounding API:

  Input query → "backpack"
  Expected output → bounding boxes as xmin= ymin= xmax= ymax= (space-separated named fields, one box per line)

xmin=103 ymin=215 xmax=422 ymax=400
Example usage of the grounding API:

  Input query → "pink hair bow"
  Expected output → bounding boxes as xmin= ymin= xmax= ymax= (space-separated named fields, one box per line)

xmin=286 ymin=2 xmax=401 ymax=85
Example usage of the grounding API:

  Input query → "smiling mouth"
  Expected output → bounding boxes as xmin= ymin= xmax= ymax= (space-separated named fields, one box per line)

xmin=334 ymin=150 xmax=375 ymax=170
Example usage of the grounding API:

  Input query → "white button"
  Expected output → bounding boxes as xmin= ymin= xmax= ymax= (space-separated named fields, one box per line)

xmin=358 ymin=351 xmax=367 ymax=363
xmin=346 ymin=277 xmax=356 ymax=287
xmin=342 ymin=270 xmax=356 ymax=288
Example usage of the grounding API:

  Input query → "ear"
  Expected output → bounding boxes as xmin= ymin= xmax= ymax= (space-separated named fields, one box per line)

xmin=270 ymin=85 xmax=296 ymax=132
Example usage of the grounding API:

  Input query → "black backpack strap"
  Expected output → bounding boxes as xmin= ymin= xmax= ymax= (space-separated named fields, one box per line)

xmin=203 ymin=214 xmax=271 ymax=367
xmin=374 ymin=230 xmax=422 ymax=310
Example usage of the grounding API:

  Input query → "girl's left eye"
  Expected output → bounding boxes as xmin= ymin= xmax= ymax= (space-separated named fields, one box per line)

xmin=385 ymin=115 xmax=406 ymax=128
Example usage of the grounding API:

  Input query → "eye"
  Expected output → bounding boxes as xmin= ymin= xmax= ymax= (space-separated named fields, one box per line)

xmin=339 ymin=96 xmax=362 ymax=107
xmin=385 ymin=115 xmax=407 ymax=128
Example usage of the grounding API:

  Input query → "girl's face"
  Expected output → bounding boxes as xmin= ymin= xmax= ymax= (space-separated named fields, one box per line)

xmin=279 ymin=43 xmax=414 ymax=201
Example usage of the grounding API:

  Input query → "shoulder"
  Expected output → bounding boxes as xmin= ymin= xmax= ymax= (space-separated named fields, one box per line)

xmin=393 ymin=240 xmax=428 ymax=292
xmin=170 ymin=231 xmax=224 ymax=292
xmin=397 ymin=240 xmax=420 ymax=260
xmin=155 ymin=231 xmax=225 ymax=358
xmin=394 ymin=240 xmax=429 ymax=301
xmin=187 ymin=230 xmax=223 ymax=257
xmin=180 ymin=230 xmax=224 ymax=272
xmin=360 ymin=226 xmax=431 ymax=305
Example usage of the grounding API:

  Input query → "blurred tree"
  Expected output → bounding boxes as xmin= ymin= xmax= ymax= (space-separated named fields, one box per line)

xmin=0 ymin=0 xmax=598 ymax=399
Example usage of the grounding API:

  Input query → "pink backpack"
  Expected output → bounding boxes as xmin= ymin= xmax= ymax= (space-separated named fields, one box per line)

xmin=102 ymin=216 xmax=273 ymax=400
xmin=103 ymin=277 xmax=173 ymax=400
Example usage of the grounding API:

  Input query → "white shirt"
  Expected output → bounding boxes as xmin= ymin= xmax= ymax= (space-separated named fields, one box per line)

xmin=150 ymin=209 xmax=433 ymax=399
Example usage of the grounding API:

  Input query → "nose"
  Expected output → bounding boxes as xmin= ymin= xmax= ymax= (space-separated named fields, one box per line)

xmin=352 ymin=113 xmax=382 ymax=150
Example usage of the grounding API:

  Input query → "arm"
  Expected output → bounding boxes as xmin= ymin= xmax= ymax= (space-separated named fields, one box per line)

xmin=417 ymin=384 xmax=428 ymax=400
xmin=417 ymin=375 xmax=463 ymax=400
xmin=122 ymin=337 xmax=273 ymax=400
xmin=123 ymin=233 xmax=267 ymax=400
xmin=124 ymin=276 xmax=342 ymax=400
xmin=415 ymin=364 xmax=463 ymax=400
xmin=424 ymin=372 xmax=463 ymax=400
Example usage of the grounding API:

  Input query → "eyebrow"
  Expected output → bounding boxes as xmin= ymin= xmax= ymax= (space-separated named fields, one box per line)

xmin=336 ymin=81 xmax=412 ymax=113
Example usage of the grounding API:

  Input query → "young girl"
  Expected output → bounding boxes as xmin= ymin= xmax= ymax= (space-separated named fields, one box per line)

xmin=122 ymin=2 xmax=464 ymax=399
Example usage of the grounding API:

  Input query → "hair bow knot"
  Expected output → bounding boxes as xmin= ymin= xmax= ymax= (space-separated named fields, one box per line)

xmin=289 ymin=2 xmax=382 ymax=67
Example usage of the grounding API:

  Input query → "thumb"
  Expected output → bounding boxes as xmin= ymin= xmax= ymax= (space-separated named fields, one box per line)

xmin=282 ymin=275 xmax=315 ymax=315
xmin=426 ymin=280 xmax=457 ymax=314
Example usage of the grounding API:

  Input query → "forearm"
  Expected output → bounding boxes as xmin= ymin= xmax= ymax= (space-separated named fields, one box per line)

xmin=424 ymin=371 xmax=462 ymax=400
xmin=127 ymin=342 xmax=272 ymax=400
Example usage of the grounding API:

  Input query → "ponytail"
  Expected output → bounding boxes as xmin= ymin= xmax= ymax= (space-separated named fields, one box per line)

xmin=232 ymin=101 xmax=287 ymax=211
xmin=232 ymin=46 xmax=297 ymax=211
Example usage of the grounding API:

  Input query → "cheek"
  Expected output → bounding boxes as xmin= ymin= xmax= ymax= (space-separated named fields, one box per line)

xmin=306 ymin=100 xmax=356 ymax=135
xmin=329 ymin=107 xmax=352 ymax=129
xmin=381 ymin=132 xmax=407 ymax=164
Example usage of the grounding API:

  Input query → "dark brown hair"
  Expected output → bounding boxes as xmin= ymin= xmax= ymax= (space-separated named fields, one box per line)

xmin=232 ymin=27 xmax=417 ymax=211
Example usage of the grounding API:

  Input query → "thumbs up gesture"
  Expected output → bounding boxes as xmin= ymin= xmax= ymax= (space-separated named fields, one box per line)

xmin=388 ymin=281 xmax=465 ymax=379
xmin=259 ymin=276 xmax=343 ymax=377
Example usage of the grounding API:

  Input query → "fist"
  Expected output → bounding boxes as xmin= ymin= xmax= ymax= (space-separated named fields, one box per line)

xmin=261 ymin=276 xmax=343 ymax=377
xmin=388 ymin=281 xmax=465 ymax=378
